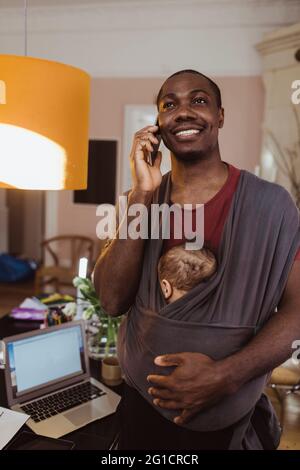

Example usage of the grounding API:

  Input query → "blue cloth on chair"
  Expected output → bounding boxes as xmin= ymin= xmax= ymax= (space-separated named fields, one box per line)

xmin=0 ymin=253 xmax=36 ymax=282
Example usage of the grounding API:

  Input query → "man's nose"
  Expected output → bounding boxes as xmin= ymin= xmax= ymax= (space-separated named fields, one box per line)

xmin=174 ymin=104 xmax=197 ymax=121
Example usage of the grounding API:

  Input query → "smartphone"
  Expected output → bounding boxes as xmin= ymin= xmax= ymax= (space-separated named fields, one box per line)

xmin=148 ymin=118 xmax=161 ymax=166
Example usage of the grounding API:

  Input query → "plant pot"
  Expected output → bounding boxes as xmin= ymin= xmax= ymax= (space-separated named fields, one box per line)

xmin=101 ymin=356 xmax=123 ymax=386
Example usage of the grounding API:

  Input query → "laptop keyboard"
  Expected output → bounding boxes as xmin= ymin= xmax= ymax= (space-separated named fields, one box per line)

xmin=20 ymin=382 xmax=106 ymax=423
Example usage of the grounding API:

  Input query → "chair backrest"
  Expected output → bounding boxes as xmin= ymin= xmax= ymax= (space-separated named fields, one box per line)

xmin=270 ymin=358 xmax=300 ymax=387
xmin=41 ymin=235 xmax=94 ymax=272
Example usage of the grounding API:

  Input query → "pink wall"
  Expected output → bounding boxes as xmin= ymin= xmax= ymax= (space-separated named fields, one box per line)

xmin=57 ymin=76 xmax=264 ymax=258
xmin=218 ymin=76 xmax=264 ymax=170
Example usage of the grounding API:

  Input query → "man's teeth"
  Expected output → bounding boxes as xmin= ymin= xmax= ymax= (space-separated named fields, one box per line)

xmin=176 ymin=129 xmax=200 ymax=136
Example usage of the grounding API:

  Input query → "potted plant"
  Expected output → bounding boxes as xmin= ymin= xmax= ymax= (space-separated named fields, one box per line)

xmin=73 ymin=276 xmax=123 ymax=360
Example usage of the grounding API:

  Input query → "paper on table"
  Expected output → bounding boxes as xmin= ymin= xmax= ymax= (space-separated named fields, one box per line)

xmin=19 ymin=297 xmax=47 ymax=310
xmin=0 ymin=407 xmax=30 ymax=450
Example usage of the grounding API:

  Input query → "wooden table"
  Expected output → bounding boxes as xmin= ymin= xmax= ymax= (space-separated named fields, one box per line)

xmin=0 ymin=314 xmax=123 ymax=450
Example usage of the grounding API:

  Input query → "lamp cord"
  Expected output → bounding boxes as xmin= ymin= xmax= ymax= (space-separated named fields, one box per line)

xmin=24 ymin=0 xmax=27 ymax=56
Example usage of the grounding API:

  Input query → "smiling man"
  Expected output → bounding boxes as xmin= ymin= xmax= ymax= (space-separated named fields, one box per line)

xmin=94 ymin=70 xmax=300 ymax=450
xmin=156 ymin=70 xmax=223 ymax=163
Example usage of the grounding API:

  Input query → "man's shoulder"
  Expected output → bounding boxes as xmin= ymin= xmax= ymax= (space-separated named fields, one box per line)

xmin=242 ymin=171 xmax=298 ymax=215
xmin=244 ymin=171 xmax=292 ymax=199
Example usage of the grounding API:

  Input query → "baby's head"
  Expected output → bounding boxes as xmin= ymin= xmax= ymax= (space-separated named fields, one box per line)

xmin=158 ymin=245 xmax=217 ymax=304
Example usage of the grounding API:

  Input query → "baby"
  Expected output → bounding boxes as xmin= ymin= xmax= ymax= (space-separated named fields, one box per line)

xmin=158 ymin=244 xmax=217 ymax=304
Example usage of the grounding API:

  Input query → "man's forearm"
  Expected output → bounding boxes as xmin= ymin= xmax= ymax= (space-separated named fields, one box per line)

xmin=220 ymin=306 xmax=300 ymax=394
xmin=93 ymin=189 xmax=153 ymax=316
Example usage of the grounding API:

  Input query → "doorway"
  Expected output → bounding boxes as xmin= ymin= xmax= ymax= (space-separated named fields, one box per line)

xmin=6 ymin=189 xmax=45 ymax=262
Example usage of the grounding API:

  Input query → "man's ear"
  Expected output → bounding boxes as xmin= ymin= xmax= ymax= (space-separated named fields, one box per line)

xmin=218 ymin=107 xmax=224 ymax=129
xmin=160 ymin=279 xmax=172 ymax=300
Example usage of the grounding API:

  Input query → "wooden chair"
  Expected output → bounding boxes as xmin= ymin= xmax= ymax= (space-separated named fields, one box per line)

xmin=268 ymin=358 xmax=300 ymax=424
xmin=35 ymin=235 xmax=94 ymax=294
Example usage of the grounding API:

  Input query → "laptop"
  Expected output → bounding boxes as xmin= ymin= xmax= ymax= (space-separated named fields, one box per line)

xmin=3 ymin=320 xmax=121 ymax=438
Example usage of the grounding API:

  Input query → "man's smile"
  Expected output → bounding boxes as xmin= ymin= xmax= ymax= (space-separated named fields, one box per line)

xmin=170 ymin=125 xmax=206 ymax=142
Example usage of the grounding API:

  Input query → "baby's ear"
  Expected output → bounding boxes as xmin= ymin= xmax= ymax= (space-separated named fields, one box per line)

xmin=160 ymin=279 xmax=172 ymax=300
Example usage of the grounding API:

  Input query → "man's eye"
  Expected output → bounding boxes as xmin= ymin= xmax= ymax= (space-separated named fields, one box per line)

xmin=193 ymin=97 xmax=206 ymax=104
xmin=163 ymin=102 xmax=175 ymax=109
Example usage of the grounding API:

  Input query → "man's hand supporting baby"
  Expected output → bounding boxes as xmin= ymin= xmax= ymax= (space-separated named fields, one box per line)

xmin=147 ymin=262 xmax=300 ymax=426
xmin=147 ymin=352 xmax=233 ymax=426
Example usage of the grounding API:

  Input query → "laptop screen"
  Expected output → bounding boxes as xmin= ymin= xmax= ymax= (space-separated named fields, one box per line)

xmin=7 ymin=324 xmax=86 ymax=399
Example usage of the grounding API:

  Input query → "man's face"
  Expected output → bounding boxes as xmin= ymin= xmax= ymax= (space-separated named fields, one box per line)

xmin=157 ymin=73 xmax=224 ymax=161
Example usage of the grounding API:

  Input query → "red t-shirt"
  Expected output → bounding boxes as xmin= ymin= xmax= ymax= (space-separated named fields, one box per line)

xmin=163 ymin=163 xmax=300 ymax=260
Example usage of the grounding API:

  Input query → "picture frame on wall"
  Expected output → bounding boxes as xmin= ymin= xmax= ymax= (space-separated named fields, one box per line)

xmin=74 ymin=139 xmax=117 ymax=205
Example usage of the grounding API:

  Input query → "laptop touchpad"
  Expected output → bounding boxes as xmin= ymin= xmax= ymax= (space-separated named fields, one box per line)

xmin=64 ymin=403 xmax=102 ymax=426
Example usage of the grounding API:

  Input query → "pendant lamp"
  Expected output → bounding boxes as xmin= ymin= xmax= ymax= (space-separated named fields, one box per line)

xmin=0 ymin=2 xmax=90 ymax=190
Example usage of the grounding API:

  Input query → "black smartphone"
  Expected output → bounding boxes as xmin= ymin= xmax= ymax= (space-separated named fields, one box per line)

xmin=5 ymin=431 xmax=75 ymax=450
xmin=149 ymin=118 xmax=161 ymax=166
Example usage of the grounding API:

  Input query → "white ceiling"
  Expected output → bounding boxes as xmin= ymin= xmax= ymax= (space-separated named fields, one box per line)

xmin=0 ymin=0 xmax=225 ymax=4
xmin=1 ymin=0 xmax=137 ymax=7
xmin=2 ymin=0 xmax=184 ymax=7
xmin=0 ymin=0 xmax=298 ymax=77
xmin=0 ymin=0 xmax=296 ymax=7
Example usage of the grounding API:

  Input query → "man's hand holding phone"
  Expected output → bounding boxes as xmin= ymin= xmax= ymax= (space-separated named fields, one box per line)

xmin=130 ymin=123 xmax=162 ymax=194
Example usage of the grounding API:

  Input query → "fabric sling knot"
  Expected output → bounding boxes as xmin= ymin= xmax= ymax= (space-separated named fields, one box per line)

xmin=117 ymin=170 xmax=300 ymax=449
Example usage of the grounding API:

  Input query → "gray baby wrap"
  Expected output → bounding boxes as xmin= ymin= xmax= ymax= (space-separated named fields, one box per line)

xmin=117 ymin=170 xmax=300 ymax=445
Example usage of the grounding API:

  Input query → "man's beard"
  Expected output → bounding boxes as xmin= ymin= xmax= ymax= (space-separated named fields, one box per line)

xmin=172 ymin=150 xmax=207 ymax=162
xmin=162 ymin=132 xmax=217 ymax=163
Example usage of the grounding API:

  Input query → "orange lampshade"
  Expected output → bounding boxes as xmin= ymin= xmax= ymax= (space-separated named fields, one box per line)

xmin=0 ymin=55 xmax=90 ymax=190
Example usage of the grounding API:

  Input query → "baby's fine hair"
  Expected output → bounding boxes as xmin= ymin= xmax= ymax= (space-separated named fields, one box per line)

xmin=158 ymin=244 xmax=217 ymax=291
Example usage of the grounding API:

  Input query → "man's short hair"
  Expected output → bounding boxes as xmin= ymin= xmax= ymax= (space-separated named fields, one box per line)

xmin=156 ymin=69 xmax=222 ymax=109
xmin=158 ymin=244 xmax=217 ymax=291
